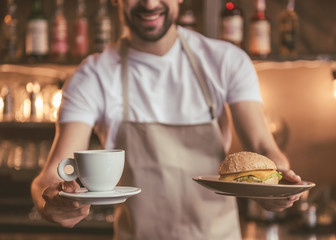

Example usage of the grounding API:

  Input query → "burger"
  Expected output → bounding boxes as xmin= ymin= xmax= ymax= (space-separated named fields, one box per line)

xmin=218 ymin=151 xmax=282 ymax=184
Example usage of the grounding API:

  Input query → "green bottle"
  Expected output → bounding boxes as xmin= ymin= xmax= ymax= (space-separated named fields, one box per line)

xmin=25 ymin=0 xmax=49 ymax=63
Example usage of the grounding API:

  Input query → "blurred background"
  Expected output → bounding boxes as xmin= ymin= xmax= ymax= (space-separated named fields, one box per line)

xmin=0 ymin=0 xmax=336 ymax=239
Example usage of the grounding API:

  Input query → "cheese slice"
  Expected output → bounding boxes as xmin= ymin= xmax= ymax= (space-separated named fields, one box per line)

xmin=219 ymin=169 xmax=277 ymax=182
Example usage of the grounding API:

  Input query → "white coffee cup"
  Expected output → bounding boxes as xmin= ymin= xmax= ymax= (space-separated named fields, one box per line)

xmin=57 ymin=149 xmax=125 ymax=192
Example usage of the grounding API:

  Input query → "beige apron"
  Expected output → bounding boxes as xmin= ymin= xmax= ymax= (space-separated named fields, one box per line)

xmin=113 ymin=33 xmax=241 ymax=240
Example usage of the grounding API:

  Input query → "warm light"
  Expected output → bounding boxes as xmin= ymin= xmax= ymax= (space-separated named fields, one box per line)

xmin=33 ymin=83 xmax=41 ymax=93
xmin=0 ymin=97 xmax=4 ymax=111
xmin=333 ymin=80 xmax=336 ymax=98
xmin=26 ymin=82 xmax=33 ymax=93
xmin=26 ymin=82 xmax=40 ymax=93
xmin=52 ymin=109 xmax=58 ymax=120
xmin=23 ymin=98 xmax=31 ymax=119
xmin=26 ymin=82 xmax=43 ymax=120
xmin=35 ymin=94 xmax=44 ymax=120
xmin=4 ymin=15 xmax=12 ymax=24
xmin=49 ymin=90 xmax=62 ymax=121
xmin=226 ymin=2 xmax=234 ymax=10
xmin=0 ymin=97 xmax=4 ymax=120
xmin=52 ymin=90 xmax=62 ymax=109
xmin=14 ymin=146 xmax=23 ymax=170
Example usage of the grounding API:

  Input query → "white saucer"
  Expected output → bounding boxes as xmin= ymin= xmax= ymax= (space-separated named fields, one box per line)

xmin=59 ymin=186 xmax=141 ymax=205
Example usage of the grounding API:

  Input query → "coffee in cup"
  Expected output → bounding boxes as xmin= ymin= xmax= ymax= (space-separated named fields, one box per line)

xmin=57 ymin=149 xmax=125 ymax=192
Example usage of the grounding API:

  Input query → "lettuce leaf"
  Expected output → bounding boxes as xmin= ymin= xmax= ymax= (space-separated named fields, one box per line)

xmin=264 ymin=171 xmax=282 ymax=181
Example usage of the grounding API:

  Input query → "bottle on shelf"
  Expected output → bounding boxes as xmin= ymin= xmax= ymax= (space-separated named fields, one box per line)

xmin=219 ymin=0 xmax=244 ymax=48
xmin=248 ymin=0 xmax=271 ymax=58
xmin=71 ymin=0 xmax=89 ymax=62
xmin=279 ymin=0 xmax=298 ymax=57
xmin=92 ymin=0 xmax=112 ymax=53
xmin=1 ymin=0 xmax=21 ymax=63
xmin=177 ymin=0 xmax=196 ymax=31
xmin=1 ymin=86 xmax=14 ymax=121
xmin=25 ymin=0 xmax=49 ymax=63
xmin=50 ymin=0 xmax=69 ymax=63
xmin=26 ymin=82 xmax=43 ymax=121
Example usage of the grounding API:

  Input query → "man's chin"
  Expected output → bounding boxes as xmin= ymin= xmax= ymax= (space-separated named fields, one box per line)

xmin=126 ymin=18 xmax=174 ymax=42
xmin=133 ymin=28 xmax=169 ymax=42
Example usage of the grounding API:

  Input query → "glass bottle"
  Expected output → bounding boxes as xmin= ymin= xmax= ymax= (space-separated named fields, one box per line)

xmin=71 ymin=0 xmax=89 ymax=62
xmin=178 ymin=0 xmax=196 ymax=31
xmin=279 ymin=0 xmax=298 ymax=57
xmin=50 ymin=0 xmax=68 ymax=63
xmin=1 ymin=86 xmax=14 ymax=121
xmin=248 ymin=0 xmax=271 ymax=58
xmin=220 ymin=0 xmax=244 ymax=48
xmin=92 ymin=0 xmax=112 ymax=53
xmin=1 ymin=0 xmax=21 ymax=63
xmin=25 ymin=0 xmax=49 ymax=63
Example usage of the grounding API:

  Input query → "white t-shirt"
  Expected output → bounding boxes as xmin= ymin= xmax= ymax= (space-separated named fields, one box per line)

xmin=59 ymin=27 xmax=262 ymax=148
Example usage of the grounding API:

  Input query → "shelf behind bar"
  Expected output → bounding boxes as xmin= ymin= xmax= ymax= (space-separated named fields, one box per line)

xmin=0 ymin=121 xmax=100 ymax=143
xmin=0 ymin=121 xmax=55 ymax=139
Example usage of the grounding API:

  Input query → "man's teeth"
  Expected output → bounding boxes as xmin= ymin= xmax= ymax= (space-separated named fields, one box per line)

xmin=140 ymin=14 xmax=161 ymax=21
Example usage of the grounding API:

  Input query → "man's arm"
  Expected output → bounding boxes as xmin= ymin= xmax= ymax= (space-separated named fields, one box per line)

xmin=229 ymin=101 xmax=291 ymax=170
xmin=31 ymin=122 xmax=93 ymax=227
xmin=229 ymin=101 xmax=301 ymax=211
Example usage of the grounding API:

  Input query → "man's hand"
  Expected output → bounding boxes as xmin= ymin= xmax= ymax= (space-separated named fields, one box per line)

xmin=255 ymin=169 xmax=302 ymax=212
xmin=42 ymin=181 xmax=90 ymax=228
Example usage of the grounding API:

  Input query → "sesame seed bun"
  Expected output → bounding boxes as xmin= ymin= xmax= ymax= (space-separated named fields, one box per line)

xmin=219 ymin=151 xmax=277 ymax=175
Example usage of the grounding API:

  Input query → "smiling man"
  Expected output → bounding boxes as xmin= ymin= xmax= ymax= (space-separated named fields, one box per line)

xmin=31 ymin=0 xmax=301 ymax=239
xmin=117 ymin=0 xmax=181 ymax=55
xmin=122 ymin=0 xmax=174 ymax=41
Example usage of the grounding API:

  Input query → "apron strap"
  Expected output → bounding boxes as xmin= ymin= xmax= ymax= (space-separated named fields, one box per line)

xmin=120 ymin=31 xmax=217 ymax=120
xmin=120 ymin=39 xmax=130 ymax=121
xmin=178 ymin=32 xmax=217 ymax=119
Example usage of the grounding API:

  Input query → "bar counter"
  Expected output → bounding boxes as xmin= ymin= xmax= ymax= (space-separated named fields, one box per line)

xmin=1 ymin=219 xmax=335 ymax=240
xmin=0 ymin=233 xmax=112 ymax=240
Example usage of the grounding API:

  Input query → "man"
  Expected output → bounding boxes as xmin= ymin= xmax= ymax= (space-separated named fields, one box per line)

xmin=31 ymin=0 xmax=301 ymax=239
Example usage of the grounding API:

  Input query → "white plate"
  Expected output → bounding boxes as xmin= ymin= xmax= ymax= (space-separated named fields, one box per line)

xmin=59 ymin=186 xmax=141 ymax=205
xmin=193 ymin=175 xmax=315 ymax=199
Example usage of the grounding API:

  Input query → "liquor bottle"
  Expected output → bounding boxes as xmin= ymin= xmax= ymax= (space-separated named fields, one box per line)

xmin=279 ymin=0 xmax=298 ymax=57
xmin=220 ymin=0 xmax=244 ymax=48
xmin=25 ymin=0 xmax=49 ymax=63
xmin=1 ymin=0 xmax=21 ymax=63
xmin=92 ymin=0 xmax=112 ymax=53
xmin=178 ymin=0 xmax=196 ymax=31
xmin=248 ymin=0 xmax=271 ymax=58
xmin=71 ymin=0 xmax=89 ymax=62
xmin=50 ymin=0 xmax=68 ymax=63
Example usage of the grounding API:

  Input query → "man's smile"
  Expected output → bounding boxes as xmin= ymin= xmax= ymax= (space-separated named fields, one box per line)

xmin=133 ymin=7 xmax=167 ymax=27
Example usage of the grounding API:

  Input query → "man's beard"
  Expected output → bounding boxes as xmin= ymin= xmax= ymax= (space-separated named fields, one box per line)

xmin=124 ymin=4 xmax=175 ymax=42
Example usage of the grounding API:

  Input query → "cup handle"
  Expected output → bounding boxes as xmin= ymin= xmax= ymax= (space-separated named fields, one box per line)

xmin=57 ymin=158 xmax=78 ymax=181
